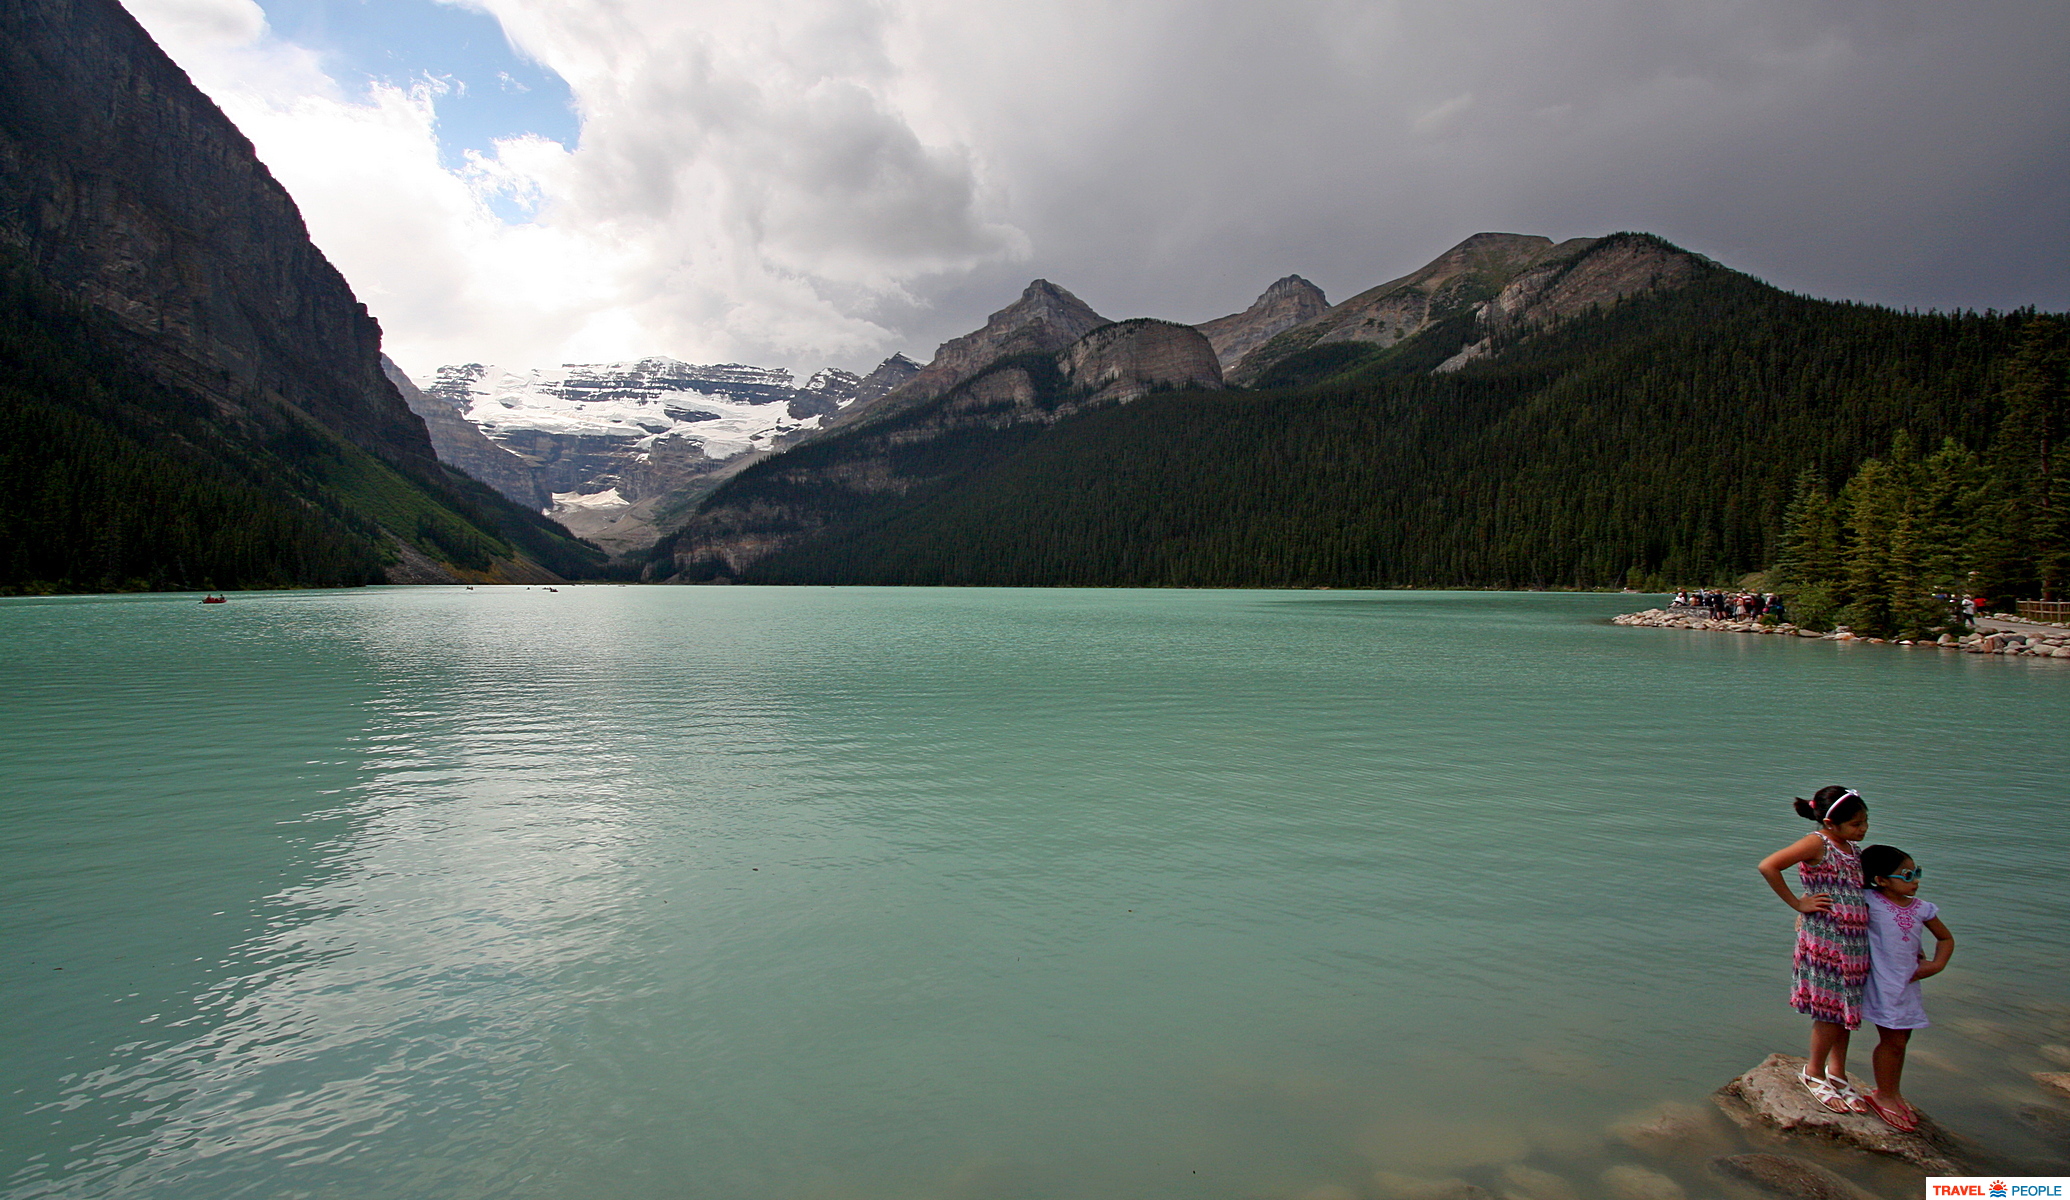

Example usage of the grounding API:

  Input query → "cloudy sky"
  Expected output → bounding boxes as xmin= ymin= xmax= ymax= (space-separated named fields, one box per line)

xmin=123 ymin=0 xmax=2070 ymax=381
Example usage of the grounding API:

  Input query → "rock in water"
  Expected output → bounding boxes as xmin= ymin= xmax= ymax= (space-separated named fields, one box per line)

xmin=1608 ymin=1100 xmax=1731 ymax=1158
xmin=1494 ymin=1164 xmax=1579 ymax=1200
xmin=2035 ymin=1072 xmax=2070 ymax=1102
xmin=1713 ymin=1053 xmax=1969 ymax=1173
xmin=1370 ymin=1171 xmax=1495 ymax=1200
xmin=1707 ymin=1153 xmax=1878 ymax=1200
xmin=1600 ymin=1164 xmax=1687 ymax=1200
xmin=2015 ymin=1104 xmax=2070 ymax=1150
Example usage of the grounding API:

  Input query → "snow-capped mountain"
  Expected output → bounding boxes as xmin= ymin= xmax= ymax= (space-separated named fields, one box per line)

xmin=414 ymin=354 xmax=918 ymax=553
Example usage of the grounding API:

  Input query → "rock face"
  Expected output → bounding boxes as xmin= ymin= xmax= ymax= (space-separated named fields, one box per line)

xmin=1231 ymin=232 xmax=1707 ymax=385
xmin=0 ymin=0 xmax=436 ymax=473
xmin=1060 ymin=318 xmax=1223 ymax=403
xmin=1195 ymin=275 xmax=1328 ymax=372
xmin=0 ymin=0 xmax=593 ymax=584
xmin=1712 ymin=1053 xmax=1969 ymax=1174
xmin=383 ymin=356 xmax=546 ymax=510
xmin=837 ymin=280 xmax=1110 ymax=424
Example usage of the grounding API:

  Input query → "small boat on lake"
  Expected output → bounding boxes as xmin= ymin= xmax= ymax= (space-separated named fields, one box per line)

xmin=200 ymin=593 xmax=227 ymax=604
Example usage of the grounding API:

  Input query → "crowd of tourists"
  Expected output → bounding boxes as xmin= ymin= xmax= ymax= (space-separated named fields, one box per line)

xmin=1672 ymin=590 xmax=1784 ymax=621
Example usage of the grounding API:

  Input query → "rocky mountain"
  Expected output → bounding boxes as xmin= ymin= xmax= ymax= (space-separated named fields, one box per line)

xmin=383 ymin=355 xmax=546 ymax=511
xmin=820 ymin=281 xmax=1112 ymax=434
xmin=1195 ymin=275 xmax=1328 ymax=373
xmin=1230 ymin=232 xmax=1704 ymax=386
xmin=414 ymin=352 xmax=918 ymax=554
xmin=681 ymin=235 xmax=2047 ymax=592
xmin=0 ymin=0 xmax=599 ymax=588
xmin=0 ymin=0 xmax=431 ymax=469
xmin=655 ymin=291 xmax=1223 ymax=580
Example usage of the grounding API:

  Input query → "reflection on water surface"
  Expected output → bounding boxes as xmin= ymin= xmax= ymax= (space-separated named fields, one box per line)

xmin=2 ymin=587 xmax=2066 ymax=1197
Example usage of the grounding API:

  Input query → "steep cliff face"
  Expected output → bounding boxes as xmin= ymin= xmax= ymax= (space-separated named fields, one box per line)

xmin=0 ymin=0 xmax=436 ymax=470
xmin=661 ymin=302 xmax=1224 ymax=580
xmin=383 ymin=356 xmax=546 ymax=510
xmin=1061 ymin=319 xmax=1223 ymax=403
xmin=826 ymin=280 xmax=1109 ymax=432
xmin=1195 ymin=275 xmax=1327 ymax=372
xmin=0 ymin=0 xmax=600 ymax=586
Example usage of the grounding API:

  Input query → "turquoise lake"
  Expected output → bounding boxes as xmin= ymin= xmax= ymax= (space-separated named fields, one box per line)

xmin=3 ymin=587 xmax=2067 ymax=1198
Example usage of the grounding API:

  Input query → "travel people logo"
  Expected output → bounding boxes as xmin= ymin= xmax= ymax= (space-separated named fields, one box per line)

xmin=1926 ymin=1180 xmax=2067 ymax=1198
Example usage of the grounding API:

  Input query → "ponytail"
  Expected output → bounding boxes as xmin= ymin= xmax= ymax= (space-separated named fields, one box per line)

xmin=1793 ymin=785 xmax=1865 ymax=824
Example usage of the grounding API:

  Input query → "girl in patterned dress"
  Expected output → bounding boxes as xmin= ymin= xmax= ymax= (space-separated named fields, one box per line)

xmin=1757 ymin=786 xmax=1873 ymax=1114
xmin=1856 ymin=844 xmax=1955 ymax=1131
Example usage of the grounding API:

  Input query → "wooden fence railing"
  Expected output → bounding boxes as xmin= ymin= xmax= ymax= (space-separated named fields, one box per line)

xmin=2017 ymin=600 xmax=2070 ymax=623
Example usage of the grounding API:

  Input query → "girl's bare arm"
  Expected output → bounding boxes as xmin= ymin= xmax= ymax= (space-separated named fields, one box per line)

xmin=1756 ymin=833 xmax=1831 ymax=913
xmin=1914 ymin=916 xmax=1954 ymax=980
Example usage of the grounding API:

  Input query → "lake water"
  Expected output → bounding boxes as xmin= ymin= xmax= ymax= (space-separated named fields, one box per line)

xmin=3 ymin=587 xmax=2067 ymax=1199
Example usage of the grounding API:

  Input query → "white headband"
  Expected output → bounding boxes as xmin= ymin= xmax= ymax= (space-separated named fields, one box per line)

xmin=1823 ymin=789 xmax=1861 ymax=821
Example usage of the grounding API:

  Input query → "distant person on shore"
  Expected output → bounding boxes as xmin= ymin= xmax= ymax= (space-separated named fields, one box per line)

xmin=1855 ymin=843 xmax=1955 ymax=1132
xmin=1757 ymin=786 xmax=1872 ymax=1114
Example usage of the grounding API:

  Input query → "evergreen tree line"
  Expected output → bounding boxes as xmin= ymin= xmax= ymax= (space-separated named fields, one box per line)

xmin=722 ymin=268 xmax=2053 ymax=594
xmin=0 ymin=252 xmax=607 ymax=594
xmin=1774 ymin=319 xmax=2068 ymax=635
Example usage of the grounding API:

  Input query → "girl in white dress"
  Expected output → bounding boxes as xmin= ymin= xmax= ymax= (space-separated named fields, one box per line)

xmin=1857 ymin=843 xmax=1955 ymax=1132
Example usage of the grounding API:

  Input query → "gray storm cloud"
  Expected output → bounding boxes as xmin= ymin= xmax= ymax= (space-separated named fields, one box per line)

xmin=126 ymin=0 xmax=2070 ymax=374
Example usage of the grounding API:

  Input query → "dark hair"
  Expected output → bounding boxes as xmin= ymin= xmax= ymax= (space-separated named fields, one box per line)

xmin=1793 ymin=785 xmax=1865 ymax=824
xmin=1859 ymin=844 xmax=1912 ymax=886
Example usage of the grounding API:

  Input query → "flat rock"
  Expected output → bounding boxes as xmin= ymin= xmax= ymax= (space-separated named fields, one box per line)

xmin=2035 ymin=1072 xmax=2070 ymax=1101
xmin=1713 ymin=1053 xmax=1968 ymax=1173
xmin=1708 ymin=1153 xmax=1878 ymax=1200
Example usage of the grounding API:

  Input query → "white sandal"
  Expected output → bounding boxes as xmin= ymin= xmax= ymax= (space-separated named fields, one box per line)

xmin=1800 ymin=1069 xmax=1850 ymax=1113
xmin=1825 ymin=1074 xmax=1872 ymax=1115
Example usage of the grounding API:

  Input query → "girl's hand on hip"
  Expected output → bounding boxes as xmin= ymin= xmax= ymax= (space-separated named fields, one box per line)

xmin=1794 ymin=893 xmax=1833 ymax=914
xmin=1912 ymin=961 xmax=1945 ymax=981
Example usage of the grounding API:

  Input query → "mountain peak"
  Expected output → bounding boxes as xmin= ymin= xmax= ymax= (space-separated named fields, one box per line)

xmin=1229 ymin=232 xmax=1705 ymax=384
xmin=1196 ymin=275 xmax=1330 ymax=372
xmin=858 ymin=281 xmax=1110 ymax=417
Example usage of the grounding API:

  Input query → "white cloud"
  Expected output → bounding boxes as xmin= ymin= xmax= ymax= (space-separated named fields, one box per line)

xmin=121 ymin=0 xmax=2070 ymax=377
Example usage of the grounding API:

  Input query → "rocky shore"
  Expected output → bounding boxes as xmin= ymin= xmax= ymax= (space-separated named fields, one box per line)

xmin=1613 ymin=607 xmax=2070 ymax=660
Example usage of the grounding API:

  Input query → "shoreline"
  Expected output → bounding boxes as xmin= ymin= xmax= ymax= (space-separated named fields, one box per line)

xmin=1613 ymin=606 xmax=2070 ymax=660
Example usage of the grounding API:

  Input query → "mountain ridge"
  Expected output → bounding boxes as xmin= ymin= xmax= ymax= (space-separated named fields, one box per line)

xmin=648 ymin=231 xmax=2057 ymax=592
xmin=0 ymin=0 xmax=601 ymax=588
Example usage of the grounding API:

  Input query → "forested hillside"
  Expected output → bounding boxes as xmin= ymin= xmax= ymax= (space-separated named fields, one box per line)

xmin=711 ymin=264 xmax=2055 ymax=596
xmin=0 ymin=255 xmax=604 ymax=593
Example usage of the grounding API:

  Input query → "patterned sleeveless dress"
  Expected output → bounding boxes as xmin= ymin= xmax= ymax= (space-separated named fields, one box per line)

xmin=1789 ymin=832 xmax=1870 ymax=1028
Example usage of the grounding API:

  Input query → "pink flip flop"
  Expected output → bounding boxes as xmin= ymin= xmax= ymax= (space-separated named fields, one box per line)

xmin=1866 ymin=1091 xmax=1918 ymax=1132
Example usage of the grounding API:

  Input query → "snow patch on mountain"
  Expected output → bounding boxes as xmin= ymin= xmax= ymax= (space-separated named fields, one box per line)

xmin=422 ymin=358 xmax=845 ymax=464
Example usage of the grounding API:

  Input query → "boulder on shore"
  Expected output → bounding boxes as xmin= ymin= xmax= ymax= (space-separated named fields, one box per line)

xmin=1712 ymin=1053 xmax=1969 ymax=1174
